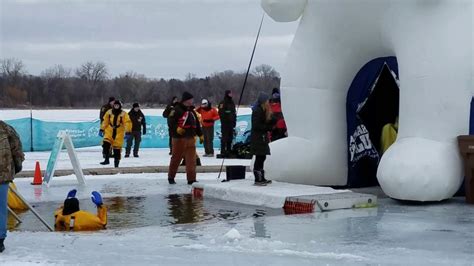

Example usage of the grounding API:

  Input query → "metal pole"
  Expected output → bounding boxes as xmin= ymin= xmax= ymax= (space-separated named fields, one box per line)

xmin=7 ymin=206 xmax=22 ymax=224
xmin=218 ymin=13 xmax=265 ymax=180
xmin=9 ymin=187 xmax=53 ymax=232
xmin=29 ymin=88 xmax=34 ymax=152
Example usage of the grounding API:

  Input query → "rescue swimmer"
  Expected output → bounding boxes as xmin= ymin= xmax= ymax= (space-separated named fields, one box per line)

xmin=99 ymin=100 xmax=132 ymax=168
xmin=54 ymin=189 xmax=107 ymax=231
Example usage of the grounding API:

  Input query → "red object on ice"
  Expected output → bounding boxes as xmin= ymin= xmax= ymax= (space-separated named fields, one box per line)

xmin=31 ymin=161 xmax=43 ymax=185
xmin=283 ymin=199 xmax=316 ymax=214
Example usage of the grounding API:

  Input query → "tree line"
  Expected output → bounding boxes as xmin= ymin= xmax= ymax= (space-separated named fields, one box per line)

xmin=0 ymin=58 xmax=281 ymax=108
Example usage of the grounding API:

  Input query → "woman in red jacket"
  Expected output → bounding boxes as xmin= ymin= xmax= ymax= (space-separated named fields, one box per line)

xmin=196 ymin=99 xmax=220 ymax=157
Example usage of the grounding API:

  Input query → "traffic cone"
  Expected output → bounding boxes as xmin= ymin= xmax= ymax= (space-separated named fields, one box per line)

xmin=31 ymin=161 xmax=43 ymax=185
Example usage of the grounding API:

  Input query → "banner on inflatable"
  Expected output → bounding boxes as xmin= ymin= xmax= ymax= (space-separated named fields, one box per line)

xmin=5 ymin=115 xmax=252 ymax=152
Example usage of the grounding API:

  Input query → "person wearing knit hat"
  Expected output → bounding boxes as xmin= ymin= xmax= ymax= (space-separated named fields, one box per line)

xmin=99 ymin=96 xmax=116 ymax=123
xmin=126 ymin=102 xmax=147 ymax=158
xmin=167 ymin=91 xmax=203 ymax=185
xmin=181 ymin=91 xmax=194 ymax=103
xmin=163 ymin=96 xmax=179 ymax=155
xmin=218 ymin=89 xmax=237 ymax=158
xmin=250 ymin=92 xmax=273 ymax=186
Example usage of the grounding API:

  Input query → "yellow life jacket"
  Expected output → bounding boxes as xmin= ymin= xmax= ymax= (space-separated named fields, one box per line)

xmin=54 ymin=206 xmax=107 ymax=231
xmin=7 ymin=182 xmax=28 ymax=211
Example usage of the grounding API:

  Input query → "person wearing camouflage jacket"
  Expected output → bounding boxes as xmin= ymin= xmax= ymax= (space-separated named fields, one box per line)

xmin=0 ymin=120 xmax=25 ymax=253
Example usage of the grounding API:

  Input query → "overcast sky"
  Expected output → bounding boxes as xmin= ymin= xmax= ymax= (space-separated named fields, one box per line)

xmin=0 ymin=0 xmax=299 ymax=79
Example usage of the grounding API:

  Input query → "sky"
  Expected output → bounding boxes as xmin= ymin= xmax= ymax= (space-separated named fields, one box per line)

xmin=0 ymin=0 xmax=299 ymax=79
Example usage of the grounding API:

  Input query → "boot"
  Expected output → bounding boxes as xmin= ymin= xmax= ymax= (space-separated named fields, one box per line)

xmin=114 ymin=159 xmax=120 ymax=168
xmin=261 ymin=170 xmax=272 ymax=184
xmin=196 ymin=157 xmax=202 ymax=166
xmin=0 ymin=238 xmax=5 ymax=253
xmin=100 ymin=157 xmax=110 ymax=165
xmin=253 ymin=170 xmax=267 ymax=186
xmin=168 ymin=178 xmax=176 ymax=185
xmin=125 ymin=154 xmax=130 ymax=158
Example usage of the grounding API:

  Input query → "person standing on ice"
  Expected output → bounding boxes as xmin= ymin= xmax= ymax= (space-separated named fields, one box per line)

xmin=251 ymin=93 xmax=273 ymax=186
xmin=55 ymin=189 xmax=107 ymax=231
xmin=269 ymin=88 xmax=287 ymax=142
xmin=125 ymin=103 xmax=146 ymax=158
xmin=196 ymin=99 xmax=220 ymax=157
xmin=218 ymin=90 xmax=237 ymax=158
xmin=167 ymin=92 xmax=204 ymax=185
xmin=163 ymin=96 xmax=179 ymax=155
xmin=99 ymin=100 xmax=132 ymax=168
xmin=99 ymin=96 xmax=115 ymax=123
xmin=0 ymin=120 xmax=24 ymax=253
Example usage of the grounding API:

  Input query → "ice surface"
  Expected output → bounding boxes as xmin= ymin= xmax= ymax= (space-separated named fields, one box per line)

xmin=21 ymin=147 xmax=250 ymax=172
xmin=3 ymin=172 xmax=474 ymax=266
xmin=224 ymin=228 xmax=242 ymax=240
xmin=262 ymin=0 xmax=474 ymax=200
xmin=194 ymin=179 xmax=347 ymax=208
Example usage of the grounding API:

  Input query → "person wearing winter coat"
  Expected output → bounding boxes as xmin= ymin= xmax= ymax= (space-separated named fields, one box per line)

xmin=55 ymin=189 xmax=107 ymax=231
xmin=196 ymin=99 xmax=220 ymax=157
xmin=167 ymin=92 xmax=204 ymax=185
xmin=218 ymin=90 xmax=237 ymax=157
xmin=269 ymin=88 xmax=288 ymax=142
xmin=250 ymin=93 xmax=273 ymax=186
xmin=0 ymin=121 xmax=24 ymax=253
xmin=125 ymin=103 xmax=146 ymax=158
xmin=163 ymin=96 xmax=178 ymax=155
xmin=99 ymin=100 xmax=132 ymax=168
xmin=99 ymin=96 xmax=115 ymax=123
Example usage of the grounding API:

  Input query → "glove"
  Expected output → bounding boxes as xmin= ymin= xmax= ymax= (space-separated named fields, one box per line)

xmin=199 ymin=135 xmax=204 ymax=144
xmin=177 ymin=127 xmax=185 ymax=135
xmin=67 ymin=189 xmax=77 ymax=199
xmin=98 ymin=130 xmax=104 ymax=137
xmin=91 ymin=191 xmax=103 ymax=206
xmin=143 ymin=126 xmax=147 ymax=135
xmin=124 ymin=133 xmax=131 ymax=141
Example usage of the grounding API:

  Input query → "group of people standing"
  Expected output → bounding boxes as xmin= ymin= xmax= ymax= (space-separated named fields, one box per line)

xmin=97 ymin=88 xmax=287 ymax=186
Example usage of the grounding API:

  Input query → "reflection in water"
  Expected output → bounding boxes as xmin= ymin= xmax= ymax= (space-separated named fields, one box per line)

xmin=10 ymin=194 xmax=283 ymax=232
xmin=167 ymin=194 xmax=203 ymax=224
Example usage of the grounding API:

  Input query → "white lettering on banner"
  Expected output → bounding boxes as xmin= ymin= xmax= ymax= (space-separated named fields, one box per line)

xmin=349 ymin=124 xmax=377 ymax=162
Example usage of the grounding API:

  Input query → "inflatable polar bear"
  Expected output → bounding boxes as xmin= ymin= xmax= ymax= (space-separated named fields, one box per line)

xmin=261 ymin=0 xmax=474 ymax=201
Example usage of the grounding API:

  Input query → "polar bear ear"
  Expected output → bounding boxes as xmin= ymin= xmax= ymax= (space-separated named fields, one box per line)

xmin=261 ymin=0 xmax=308 ymax=22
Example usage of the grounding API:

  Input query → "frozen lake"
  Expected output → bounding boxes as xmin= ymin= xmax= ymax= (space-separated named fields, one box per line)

xmin=2 ymin=174 xmax=474 ymax=265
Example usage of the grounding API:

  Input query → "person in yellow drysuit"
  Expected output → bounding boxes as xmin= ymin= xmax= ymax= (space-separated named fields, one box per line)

xmin=380 ymin=117 xmax=399 ymax=154
xmin=99 ymin=100 xmax=132 ymax=168
xmin=54 ymin=189 xmax=107 ymax=231
xmin=7 ymin=182 xmax=28 ymax=211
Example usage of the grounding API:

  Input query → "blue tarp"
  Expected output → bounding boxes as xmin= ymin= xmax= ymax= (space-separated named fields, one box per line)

xmin=346 ymin=56 xmax=399 ymax=187
xmin=5 ymin=115 xmax=252 ymax=152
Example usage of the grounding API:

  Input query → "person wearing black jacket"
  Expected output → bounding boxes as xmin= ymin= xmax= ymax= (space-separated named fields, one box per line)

xmin=163 ymin=96 xmax=178 ymax=155
xmin=99 ymin=96 xmax=115 ymax=123
xmin=125 ymin=103 xmax=146 ymax=158
xmin=167 ymin=92 xmax=204 ymax=185
xmin=251 ymin=92 xmax=273 ymax=186
xmin=218 ymin=90 xmax=237 ymax=157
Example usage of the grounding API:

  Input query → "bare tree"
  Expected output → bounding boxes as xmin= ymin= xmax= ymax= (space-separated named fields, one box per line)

xmin=1 ymin=58 xmax=26 ymax=84
xmin=75 ymin=61 xmax=109 ymax=103
xmin=253 ymin=64 xmax=279 ymax=79
xmin=75 ymin=61 xmax=108 ymax=88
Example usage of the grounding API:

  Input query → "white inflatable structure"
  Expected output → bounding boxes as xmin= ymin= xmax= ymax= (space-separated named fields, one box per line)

xmin=262 ymin=0 xmax=474 ymax=201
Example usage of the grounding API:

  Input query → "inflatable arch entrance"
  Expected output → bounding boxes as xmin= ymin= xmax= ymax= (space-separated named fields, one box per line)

xmin=262 ymin=0 xmax=473 ymax=201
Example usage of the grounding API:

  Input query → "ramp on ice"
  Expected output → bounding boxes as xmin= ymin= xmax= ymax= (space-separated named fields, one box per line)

xmin=192 ymin=180 xmax=376 ymax=213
